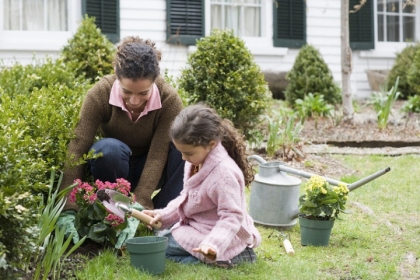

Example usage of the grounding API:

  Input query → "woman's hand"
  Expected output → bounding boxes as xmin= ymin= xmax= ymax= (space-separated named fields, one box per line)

xmin=193 ymin=244 xmax=217 ymax=261
xmin=142 ymin=210 xmax=162 ymax=230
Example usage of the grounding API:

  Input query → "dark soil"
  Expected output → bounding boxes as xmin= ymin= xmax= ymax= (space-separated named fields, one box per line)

xmin=300 ymin=101 xmax=420 ymax=146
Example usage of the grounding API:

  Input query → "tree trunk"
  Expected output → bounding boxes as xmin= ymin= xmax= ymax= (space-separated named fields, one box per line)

xmin=341 ymin=0 xmax=354 ymax=122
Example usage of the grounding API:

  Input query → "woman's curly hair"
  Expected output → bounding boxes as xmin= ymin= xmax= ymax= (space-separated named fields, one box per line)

xmin=114 ymin=36 xmax=161 ymax=81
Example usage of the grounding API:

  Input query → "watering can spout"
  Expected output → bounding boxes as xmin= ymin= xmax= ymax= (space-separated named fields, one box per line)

xmin=348 ymin=167 xmax=391 ymax=191
xmin=247 ymin=155 xmax=267 ymax=164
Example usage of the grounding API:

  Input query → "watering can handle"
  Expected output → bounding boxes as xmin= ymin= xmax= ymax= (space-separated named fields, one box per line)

xmin=247 ymin=155 xmax=267 ymax=164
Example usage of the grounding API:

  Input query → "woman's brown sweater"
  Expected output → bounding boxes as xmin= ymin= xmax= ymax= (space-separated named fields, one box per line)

xmin=61 ymin=74 xmax=183 ymax=209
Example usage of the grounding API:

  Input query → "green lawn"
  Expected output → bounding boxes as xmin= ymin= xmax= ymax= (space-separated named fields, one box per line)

xmin=75 ymin=154 xmax=420 ymax=280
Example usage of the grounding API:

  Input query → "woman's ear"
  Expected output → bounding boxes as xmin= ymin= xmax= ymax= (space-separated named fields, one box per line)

xmin=112 ymin=62 xmax=116 ymax=73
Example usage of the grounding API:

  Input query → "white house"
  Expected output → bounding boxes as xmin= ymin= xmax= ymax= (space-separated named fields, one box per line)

xmin=0 ymin=0 xmax=418 ymax=99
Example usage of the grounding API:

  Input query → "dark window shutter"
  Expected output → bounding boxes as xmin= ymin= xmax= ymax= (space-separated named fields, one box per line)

xmin=349 ymin=0 xmax=374 ymax=50
xmin=82 ymin=0 xmax=120 ymax=43
xmin=167 ymin=0 xmax=204 ymax=45
xmin=273 ymin=0 xmax=306 ymax=48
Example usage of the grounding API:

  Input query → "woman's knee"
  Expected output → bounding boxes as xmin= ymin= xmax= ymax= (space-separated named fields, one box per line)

xmin=90 ymin=138 xmax=131 ymax=160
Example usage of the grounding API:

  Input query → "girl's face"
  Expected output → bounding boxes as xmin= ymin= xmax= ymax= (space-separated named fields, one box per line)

xmin=119 ymin=78 xmax=153 ymax=110
xmin=173 ymin=140 xmax=217 ymax=166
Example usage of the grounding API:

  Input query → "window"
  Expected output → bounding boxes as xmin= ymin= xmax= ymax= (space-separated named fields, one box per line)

xmin=3 ymin=0 xmax=68 ymax=31
xmin=210 ymin=0 xmax=262 ymax=37
xmin=377 ymin=0 xmax=415 ymax=42
xmin=167 ymin=0 xmax=306 ymax=48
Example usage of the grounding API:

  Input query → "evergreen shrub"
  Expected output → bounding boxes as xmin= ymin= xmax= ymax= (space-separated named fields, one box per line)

xmin=406 ymin=45 xmax=420 ymax=97
xmin=0 ymin=57 xmax=85 ymax=98
xmin=0 ymin=14 xmax=112 ymax=276
xmin=0 ymin=72 xmax=89 ymax=276
xmin=285 ymin=44 xmax=341 ymax=106
xmin=178 ymin=29 xmax=270 ymax=140
xmin=388 ymin=43 xmax=420 ymax=99
xmin=61 ymin=15 xmax=115 ymax=83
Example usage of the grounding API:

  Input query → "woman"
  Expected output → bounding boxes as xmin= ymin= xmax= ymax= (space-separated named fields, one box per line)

xmin=61 ymin=36 xmax=184 ymax=211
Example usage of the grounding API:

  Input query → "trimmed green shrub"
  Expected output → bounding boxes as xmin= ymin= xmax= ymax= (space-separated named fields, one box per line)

xmin=0 ymin=190 xmax=40 ymax=278
xmin=178 ymin=29 xmax=270 ymax=140
xmin=0 ymin=57 xmax=86 ymax=98
xmin=388 ymin=43 xmax=420 ymax=99
xmin=0 ymin=15 xmax=113 ymax=276
xmin=285 ymin=44 xmax=341 ymax=106
xmin=0 ymin=71 xmax=89 ymax=276
xmin=407 ymin=45 xmax=420 ymax=97
xmin=60 ymin=15 xmax=115 ymax=83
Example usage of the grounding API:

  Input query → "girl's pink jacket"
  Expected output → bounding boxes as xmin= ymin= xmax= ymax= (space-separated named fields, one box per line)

xmin=156 ymin=142 xmax=261 ymax=262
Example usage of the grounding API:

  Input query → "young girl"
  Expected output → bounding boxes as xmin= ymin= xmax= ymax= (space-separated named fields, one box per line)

xmin=144 ymin=104 xmax=261 ymax=268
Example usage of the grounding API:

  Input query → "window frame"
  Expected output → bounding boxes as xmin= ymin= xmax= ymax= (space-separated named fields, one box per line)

xmin=376 ymin=0 xmax=416 ymax=43
xmin=204 ymin=0 xmax=272 ymax=48
xmin=0 ymin=0 xmax=80 ymax=51
xmin=209 ymin=0 xmax=264 ymax=38
xmin=360 ymin=0 xmax=420 ymax=57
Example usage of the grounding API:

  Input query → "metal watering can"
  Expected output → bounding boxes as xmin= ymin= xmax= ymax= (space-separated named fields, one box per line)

xmin=248 ymin=155 xmax=391 ymax=227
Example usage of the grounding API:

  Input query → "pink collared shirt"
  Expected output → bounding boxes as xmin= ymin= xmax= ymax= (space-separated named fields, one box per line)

xmin=109 ymin=79 xmax=162 ymax=121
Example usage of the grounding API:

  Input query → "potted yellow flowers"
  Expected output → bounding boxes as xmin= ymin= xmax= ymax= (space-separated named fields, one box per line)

xmin=298 ymin=175 xmax=349 ymax=246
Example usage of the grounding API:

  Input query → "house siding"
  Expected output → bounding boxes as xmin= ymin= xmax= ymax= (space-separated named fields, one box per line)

xmin=0 ymin=0 xmax=408 ymax=99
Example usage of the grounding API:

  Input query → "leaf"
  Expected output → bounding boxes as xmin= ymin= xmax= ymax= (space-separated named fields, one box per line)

xmin=93 ymin=222 xmax=108 ymax=233
xmin=303 ymin=200 xmax=317 ymax=207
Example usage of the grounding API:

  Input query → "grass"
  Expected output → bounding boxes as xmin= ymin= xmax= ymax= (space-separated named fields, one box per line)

xmin=74 ymin=154 xmax=420 ymax=279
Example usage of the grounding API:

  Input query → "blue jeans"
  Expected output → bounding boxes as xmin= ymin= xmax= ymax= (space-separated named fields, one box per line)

xmin=165 ymin=233 xmax=200 ymax=264
xmin=88 ymin=138 xmax=185 ymax=208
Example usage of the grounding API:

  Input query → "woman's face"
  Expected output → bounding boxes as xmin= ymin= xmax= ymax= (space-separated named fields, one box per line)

xmin=173 ymin=140 xmax=217 ymax=166
xmin=119 ymin=78 xmax=153 ymax=110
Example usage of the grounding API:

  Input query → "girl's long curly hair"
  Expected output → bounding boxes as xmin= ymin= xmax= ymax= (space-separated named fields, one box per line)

xmin=170 ymin=104 xmax=254 ymax=186
xmin=114 ymin=36 xmax=161 ymax=81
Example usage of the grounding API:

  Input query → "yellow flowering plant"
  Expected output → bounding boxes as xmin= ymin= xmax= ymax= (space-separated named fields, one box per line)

xmin=299 ymin=175 xmax=349 ymax=220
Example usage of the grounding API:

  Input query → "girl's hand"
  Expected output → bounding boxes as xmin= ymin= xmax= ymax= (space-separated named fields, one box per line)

xmin=193 ymin=245 xmax=217 ymax=261
xmin=142 ymin=210 xmax=162 ymax=230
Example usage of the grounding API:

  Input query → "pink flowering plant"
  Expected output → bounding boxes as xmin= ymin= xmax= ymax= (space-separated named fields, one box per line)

xmin=69 ymin=178 xmax=134 ymax=245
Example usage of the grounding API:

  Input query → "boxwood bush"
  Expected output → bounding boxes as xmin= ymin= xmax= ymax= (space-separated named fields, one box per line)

xmin=0 ymin=57 xmax=85 ymax=98
xmin=406 ymin=45 xmax=420 ymax=98
xmin=0 ymin=80 xmax=89 ymax=276
xmin=388 ymin=43 xmax=420 ymax=99
xmin=61 ymin=15 xmax=115 ymax=83
xmin=285 ymin=44 xmax=341 ymax=106
xmin=178 ymin=29 xmax=270 ymax=140
xmin=0 ymin=17 xmax=104 ymax=275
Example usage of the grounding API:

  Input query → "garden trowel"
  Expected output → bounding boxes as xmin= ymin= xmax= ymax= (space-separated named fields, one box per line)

xmin=97 ymin=189 xmax=161 ymax=229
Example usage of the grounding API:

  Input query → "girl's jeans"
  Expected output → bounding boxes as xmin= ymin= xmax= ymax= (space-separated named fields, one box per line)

xmin=164 ymin=232 xmax=257 ymax=266
xmin=87 ymin=138 xmax=185 ymax=208
xmin=165 ymin=233 xmax=200 ymax=264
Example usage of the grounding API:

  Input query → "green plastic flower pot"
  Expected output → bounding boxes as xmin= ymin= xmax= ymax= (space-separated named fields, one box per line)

xmin=299 ymin=215 xmax=335 ymax=246
xmin=126 ymin=236 xmax=168 ymax=275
